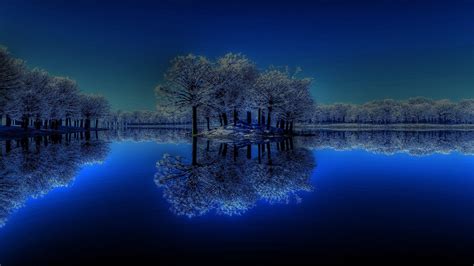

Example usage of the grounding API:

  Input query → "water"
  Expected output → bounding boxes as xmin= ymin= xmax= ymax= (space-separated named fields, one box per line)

xmin=0 ymin=130 xmax=473 ymax=264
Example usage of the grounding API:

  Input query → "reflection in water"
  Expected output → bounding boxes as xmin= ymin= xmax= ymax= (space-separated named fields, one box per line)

xmin=0 ymin=129 xmax=471 ymax=225
xmin=155 ymin=138 xmax=316 ymax=217
xmin=0 ymin=133 xmax=110 ymax=227
xmin=298 ymin=130 xmax=474 ymax=155
xmin=102 ymin=129 xmax=474 ymax=156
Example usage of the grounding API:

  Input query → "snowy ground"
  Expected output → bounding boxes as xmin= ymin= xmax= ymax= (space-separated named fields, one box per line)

xmin=197 ymin=123 xmax=288 ymax=144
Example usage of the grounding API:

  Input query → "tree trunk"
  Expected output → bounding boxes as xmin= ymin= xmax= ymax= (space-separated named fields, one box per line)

xmin=222 ymin=113 xmax=228 ymax=126
xmin=258 ymin=108 xmax=261 ymax=125
xmin=35 ymin=118 xmax=41 ymax=130
xmin=95 ymin=119 xmax=99 ymax=129
xmin=6 ymin=115 xmax=11 ymax=127
xmin=206 ymin=117 xmax=210 ymax=131
xmin=219 ymin=114 xmax=223 ymax=126
xmin=85 ymin=118 xmax=91 ymax=130
xmin=233 ymin=144 xmax=238 ymax=161
xmin=289 ymin=121 xmax=294 ymax=134
xmin=233 ymin=109 xmax=238 ymax=126
xmin=267 ymin=142 xmax=272 ymax=165
xmin=258 ymin=144 xmax=261 ymax=164
xmin=192 ymin=106 xmax=198 ymax=135
xmin=247 ymin=111 xmax=251 ymax=125
xmin=262 ymin=115 xmax=265 ymax=126
xmin=192 ymin=137 xmax=197 ymax=165
xmin=80 ymin=119 xmax=84 ymax=128
xmin=247 ymin=144 xmax=251 ymax=159
xmin=267 ymin=107 xmax=272 ymax=130
xmin=222 ymin=143 xmax=228 ymax=156
xmin=22 ymin=116 xmax=29 ymax=131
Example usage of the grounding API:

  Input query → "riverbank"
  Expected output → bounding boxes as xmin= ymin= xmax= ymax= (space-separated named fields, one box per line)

xmin=297 ymin=123 xmax=474 ymax=132
xmin=0 ymin=126 xmax=107 ymax=140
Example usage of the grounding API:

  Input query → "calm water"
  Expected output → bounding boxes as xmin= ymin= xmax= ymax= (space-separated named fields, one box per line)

xmin=0 ymin=130 xmax=473 ymax=265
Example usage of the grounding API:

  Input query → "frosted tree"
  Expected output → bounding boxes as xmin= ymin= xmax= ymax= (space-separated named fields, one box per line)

xmin=0 ymin=47 xmax=24 ymax=126
xmin=276 ymin=76 xmax=314 ymax=132
xmin=6 ymin=69 xmax=51 ymax=130
xmin=456 ymin=99 xmax=474 ymax=124
xmin=155 ymin=54 xmax=213 ymax=135
xmin=79 ymin=94 xmax=110 ymax=130
xmin=213 ymin=53 xmax=258 ymax=126
xmin=311 ymin=97 xmax=474 ymax=125
xmin=434 ymin=99 xmax=456 ymax=124
xmin=48 ymin=76 xmax=80 ymax=129
xmin=254 ymin=69 xmax=291 ymax=129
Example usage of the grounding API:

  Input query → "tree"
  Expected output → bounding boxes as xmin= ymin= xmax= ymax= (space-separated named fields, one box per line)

xmin=7 ymin=69 xmax=51 ymax=130
xmin=155 ymin=54 xmax=213 ymax=135
xmin=213 ymin=53 xmax=258 ymax=126
xmin=79 ymin=94 xmax=110 ymax=130
xmin=276 ymin=76 xmax=314 ymax=133
xmin=0 ymin=47 xmax=24 ymax=126
xmin=48 ymin=76 xmax=80 ymax=129
xmin=254 ymin=69 xmax=290 ymax=130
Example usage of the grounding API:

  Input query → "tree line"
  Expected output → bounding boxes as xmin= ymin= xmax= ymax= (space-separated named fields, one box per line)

xmin=0 ymin=46 xmax=110 ymax=131
xmin=313 ymin=98 xmax=474 ymax=125
xmin=154 ymin=53 xmax=315 ymax=135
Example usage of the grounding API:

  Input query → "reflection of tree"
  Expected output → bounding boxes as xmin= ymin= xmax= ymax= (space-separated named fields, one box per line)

xmin=0 ymin=133 xmax=110 ymax=227
xmin=155 ymin=137 xmax=315 ymax=217
xmin=297 ymin=130 xmax=474 ymax=156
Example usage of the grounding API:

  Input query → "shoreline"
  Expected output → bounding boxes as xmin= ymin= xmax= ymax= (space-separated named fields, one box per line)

xmin=0 ymin=126 xmax=108 ymax=140
xmin=296 ymin=123 xmax=474 ymax=132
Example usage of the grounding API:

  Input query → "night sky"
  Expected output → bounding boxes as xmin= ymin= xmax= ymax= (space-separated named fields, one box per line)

xmin=0 ymin=0 xmax=473 ymax=111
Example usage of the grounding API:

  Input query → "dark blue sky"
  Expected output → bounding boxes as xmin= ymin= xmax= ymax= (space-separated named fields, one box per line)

xmin=1 ymin=0 xmax=473 ymax=110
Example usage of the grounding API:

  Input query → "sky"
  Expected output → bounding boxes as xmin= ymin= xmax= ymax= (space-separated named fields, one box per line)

xmin=0 ymin=0 xmax=473 ymax=111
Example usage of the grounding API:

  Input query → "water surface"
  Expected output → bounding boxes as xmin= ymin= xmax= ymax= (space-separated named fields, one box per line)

xmin=0 ymin=130 xmax=473 ymax=264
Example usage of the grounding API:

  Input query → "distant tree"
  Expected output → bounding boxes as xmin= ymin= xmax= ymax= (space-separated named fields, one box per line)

xmin=456 ymin=99 xmax=474 ymax=124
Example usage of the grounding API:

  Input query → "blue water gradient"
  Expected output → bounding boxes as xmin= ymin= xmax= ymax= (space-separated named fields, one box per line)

xmin=0 ymin=140 xmax=473 ymax=264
